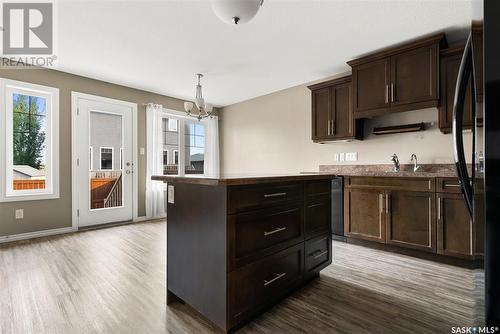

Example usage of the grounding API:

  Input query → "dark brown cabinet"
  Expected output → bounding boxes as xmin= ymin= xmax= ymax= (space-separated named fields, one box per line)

xmin=348 ymin=34 xmax=444 ymax=118
xmin=308 ymin=76 xmax=363 ymax=142
xmin=436 ymin=178 xmax=483 ymax=259
xmin=164 ymin=177 xmax=333 ymax=333
xmin=344 ymin=176 xmax=482 ymax=262
xmin=439 ymin=46 xmax=473 ymax=133
xmin=344 ymin=188 xmax=386 ymax=243
xmin=436 ymin=193 xmax=472 ymax=258
xmin=385 ymin=191 xmax=436 ymax=253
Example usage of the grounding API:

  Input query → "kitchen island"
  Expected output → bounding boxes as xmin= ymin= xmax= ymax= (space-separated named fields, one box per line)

xmin=152 ymin=174 xmax=333 ymax=333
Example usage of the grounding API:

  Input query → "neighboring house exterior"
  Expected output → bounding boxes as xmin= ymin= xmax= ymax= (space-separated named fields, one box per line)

xmin=90 ymin=111 xmax=123 ymax=171
xmin=13 ymin=165 xmax=46 ymax=180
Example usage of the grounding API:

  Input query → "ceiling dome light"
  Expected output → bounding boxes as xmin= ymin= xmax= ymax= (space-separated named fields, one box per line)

xmin=211 ymin=0 xmax=264 ymax=25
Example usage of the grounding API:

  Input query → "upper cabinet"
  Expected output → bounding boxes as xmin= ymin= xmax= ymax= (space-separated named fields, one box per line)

xmin=348 ymin=33 xmax=446 ymax=119
xmin=308 ymin=76 xmax=363 ymax=142
xmin=439 ymin=46 xmax=473 ymax=133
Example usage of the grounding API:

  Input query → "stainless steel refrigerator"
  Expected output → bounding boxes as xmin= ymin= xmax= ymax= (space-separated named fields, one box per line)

xmin=453 ymin=0 xmax=499 ymax=326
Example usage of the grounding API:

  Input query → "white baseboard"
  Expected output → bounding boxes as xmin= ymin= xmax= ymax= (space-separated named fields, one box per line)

xmin=0 ymin=226 xmax=77 ymax=244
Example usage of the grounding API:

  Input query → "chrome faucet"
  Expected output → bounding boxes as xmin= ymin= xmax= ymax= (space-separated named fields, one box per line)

xmin=390 ymin=153 xmax=400 ymax=172
xmin=411 ymin=154 xmax=420 ymax=172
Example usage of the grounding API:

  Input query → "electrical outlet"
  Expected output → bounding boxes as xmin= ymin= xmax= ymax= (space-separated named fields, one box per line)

xmin=334 ymin=153 xmax=339 ymax=161
xmin=345 ymin=152 xmax=359 ymax=161
xmin=15 ymin=209 xmax=24 ymax=220
xmin=339 ymin=152 xmax=345 ymax=162
xmin=139 ymin=147 xmax=145 ymax=155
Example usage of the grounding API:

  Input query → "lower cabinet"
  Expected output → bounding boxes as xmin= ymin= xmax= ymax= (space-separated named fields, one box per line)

xmin=436 ymin=192 xmax=473 ymax=258
xmin=385 ymin=191 xmax=436 ymax=253
xmin=229 ymin=244 xmax=304 ymax=325
xmin=344 ymin=176 xmax=482 ymax=260
xmin=344 ymin=188 xmax=386 ymax=243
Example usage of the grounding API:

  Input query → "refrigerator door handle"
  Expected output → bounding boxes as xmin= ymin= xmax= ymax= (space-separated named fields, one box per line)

xmin=452 ymin=32 xmax=475 ymax=217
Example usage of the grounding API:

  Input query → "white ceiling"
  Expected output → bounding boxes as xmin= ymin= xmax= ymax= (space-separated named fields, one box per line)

xmin=56 ymin=0 xmax=473 ymax=107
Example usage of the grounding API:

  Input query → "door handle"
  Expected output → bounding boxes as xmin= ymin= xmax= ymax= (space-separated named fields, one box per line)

xmin=264 ymin=192 xmax=287 ymax=199
xmin=452 ymin=33 xmax=474 ymax=217
xmin=385 ymin=85 xmax=389 ymax=104
xmin=327 ymin=120 xmax=331 ymax=135
xmin=391 ymin=83 xmax=395 ymax=102
xmin=263 ymin=272 xmax=287 ymax=287
xmin=437 ymin=197 xmax=442 ymax=220
xmin=264 ymin=227 xmax=286 ymax=236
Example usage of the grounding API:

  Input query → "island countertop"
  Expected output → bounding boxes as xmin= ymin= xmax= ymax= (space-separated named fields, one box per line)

xmin=151 ymin=173 xmax=335 ymax=186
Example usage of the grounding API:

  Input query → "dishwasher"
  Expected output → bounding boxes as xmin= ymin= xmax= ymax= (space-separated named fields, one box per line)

xmin=331 ymin=176 xmax=345 ymax=241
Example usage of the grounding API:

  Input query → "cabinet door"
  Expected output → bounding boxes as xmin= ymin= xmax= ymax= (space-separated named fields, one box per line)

xmin=437 ymin=193 xmax=473 ymax=258
xmin=390 ymin=45 xmax=439 ymax=109
xmin=344 ymin=188 xmax=385 ymax=243
xmin=305 ymin=198 xmax=331 ymax=239
xmin=331 ymin=81 xmax=353 ymax=138
xmin=386 ymin=191 xmax=436 ymax=252
xmin=311 ymin=87 xmax=331 ymax=140
xmin=352 ymin=58 xmax=390 ymax=116
xmin=439 ymin=49 xmax=473 ymax=133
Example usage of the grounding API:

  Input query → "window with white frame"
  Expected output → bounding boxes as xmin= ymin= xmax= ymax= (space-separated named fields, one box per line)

xmin=0 ymin=79 xmax=59 ymax=201
xmin=100 ymin=147 xmax=114 ymax=170
xmin=173 ymin=150 xmax=179 ymax=165
xmin=162 ymin=150 xmax=169 ymax=175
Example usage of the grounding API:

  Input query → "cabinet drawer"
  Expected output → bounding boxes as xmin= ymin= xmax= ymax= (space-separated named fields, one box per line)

xmin=229 ymin=244 xmax=304 ymax=323
xmin=305 ymin=198 xmax=331 ymax=239
xmin=437 ymin=178 xmax=462 ymax=193
xmin=230 ymin=204 xmax=304 ymax=268
xmin=347 ymin=176 xmax=435 ymax=192
xmin=228 ymin=182 xmax=303 ymax=214
xmin=305 ymin=180 xmax=331 ymax=199
xmin=305 ymin=235 xmax=332 ymax=273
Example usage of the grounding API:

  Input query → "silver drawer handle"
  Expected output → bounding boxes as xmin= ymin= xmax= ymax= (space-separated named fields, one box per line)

xmin=264 ymin=227 xmax=286 ymax=236
xmin=263 ymin=272 xmax=287 ymax=286
xmin=311 ymin=250 xmax=328 ymax=259
xmin=264 ymin=192 xmax=287 ymax=198
xmin=445 ymin=184 xmax=461 ymax=188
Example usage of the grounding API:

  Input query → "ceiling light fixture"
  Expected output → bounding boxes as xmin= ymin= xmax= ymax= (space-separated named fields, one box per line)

xmin=211 ymin=0 xmax=264 ymax=25
xmin=184 ymin=74 xmax=214 ymax=121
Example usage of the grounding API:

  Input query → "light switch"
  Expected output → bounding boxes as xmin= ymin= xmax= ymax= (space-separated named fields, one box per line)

xmin=339 ymin=153 xmax=345 ymax=162
xmin=334 ymin=154 xmax=339 ymax=162
xmin=15 ymin=209 xmax=24 ymax=219
xmin=140 ymin=147 xmax=145 ymax=155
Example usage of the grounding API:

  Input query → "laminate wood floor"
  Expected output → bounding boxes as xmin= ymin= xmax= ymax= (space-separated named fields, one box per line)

xmin=0 ymin=221 xmax=484 ymax=334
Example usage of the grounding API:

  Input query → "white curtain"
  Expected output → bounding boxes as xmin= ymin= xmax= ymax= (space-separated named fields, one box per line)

xmin=204 ymin=116 xmax=220 ymax=177
xmin=145 ymin=103 xmax=165 ymax=218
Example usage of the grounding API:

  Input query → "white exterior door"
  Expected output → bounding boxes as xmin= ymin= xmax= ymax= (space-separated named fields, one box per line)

xmin=72 ymin=93 xmax=136 ymax=227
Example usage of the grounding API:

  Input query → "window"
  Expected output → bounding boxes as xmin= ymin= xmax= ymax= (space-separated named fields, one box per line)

xmin=173 ymin=150 xmax=179 ymax=165
xmin=162 ymin=150 xmax=169 ymax=175
xmin=0 ymin=79 xmax=59 ymax=201
xmin=184 ymin=122 xmax=205 ymax=175
xmin=168 ymin=119 xmax=178 ymax=132
xmin=100 ymin=147 xmax=114 ymax=170
xmin=89 ymin=146 xmax=93 ymax=171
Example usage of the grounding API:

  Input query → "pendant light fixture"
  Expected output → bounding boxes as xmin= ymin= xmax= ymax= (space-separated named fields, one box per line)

xmin=184 ymin=74 xmax=214 ymax=121
xmin=211 ymin=0 xmax=264 ymax=25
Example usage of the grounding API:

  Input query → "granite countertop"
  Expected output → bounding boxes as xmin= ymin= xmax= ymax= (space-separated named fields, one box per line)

xmin=151 ymin=173 xmax=335 ymax=186
xmin=318 ymin=164 xmax=463 ymax=178
xmin=152 ymin=164 xmax=467 ymax=186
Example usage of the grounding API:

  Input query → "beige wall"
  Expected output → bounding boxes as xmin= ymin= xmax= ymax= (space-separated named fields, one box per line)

xmin=220 ymin=75 xmax=472 ymax=175
xmin=0 ymin=68 xmax=192 ymax=237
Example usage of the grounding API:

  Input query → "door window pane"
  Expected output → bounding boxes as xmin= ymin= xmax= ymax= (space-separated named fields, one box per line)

xmin=162 ymin=117 xmax=179 ymax=175
xmin=100 ymin=148 xmax=113 ymax=170
xmin=184 ymin=122 xmax=205 ymax=175
xmin=12 ymin=94 xmax=47 ymax=191
xmin=90 ymin=112 xmax=123 ymax=209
